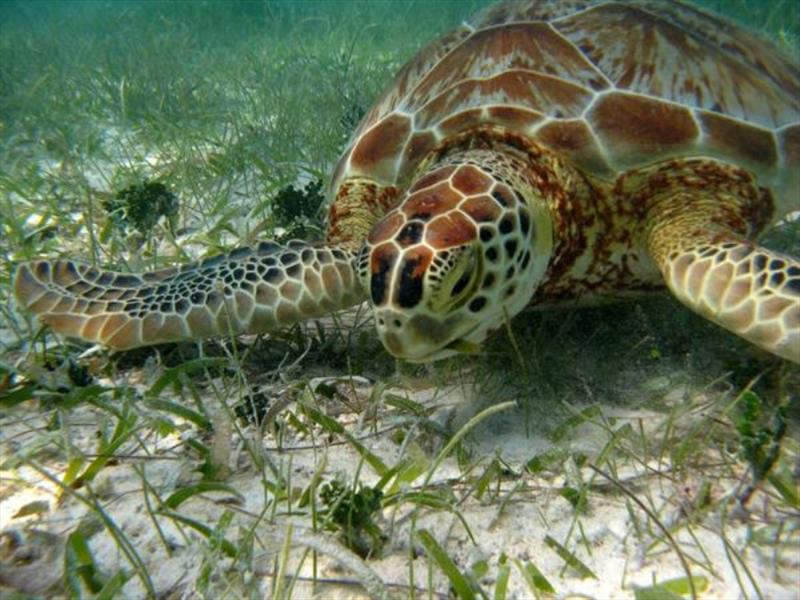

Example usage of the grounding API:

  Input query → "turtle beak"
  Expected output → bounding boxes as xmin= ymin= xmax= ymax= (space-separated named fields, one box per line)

xmin=390 ymin=335 xmax=482 ymax=363
xmin=375 ymin=309 xmax=482 ymax=362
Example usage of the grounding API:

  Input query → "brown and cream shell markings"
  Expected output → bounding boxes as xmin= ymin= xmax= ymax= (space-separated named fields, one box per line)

xmin=13 ymin=1 xmax=800 ymax=363
xmin=332 ymin=0 xmax=797 ymax=211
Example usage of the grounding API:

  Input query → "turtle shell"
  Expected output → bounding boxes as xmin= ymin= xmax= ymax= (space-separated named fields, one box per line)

xmin=331 ymin=0 xmax=799 ymax=217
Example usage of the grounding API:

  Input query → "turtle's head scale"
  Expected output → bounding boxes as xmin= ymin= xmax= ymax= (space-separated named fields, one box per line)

xmin=359 ymin=148 xmax=553 ymax=362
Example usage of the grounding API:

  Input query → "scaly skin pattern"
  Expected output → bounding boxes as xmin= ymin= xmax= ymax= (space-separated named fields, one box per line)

xmin=629 ymin=160 xmax=799 ymax=362
xmin=359 ymin=139 xmax=557 ymax=361
xmin=14 ymin=242 xmax=363 ymax=350
xmin=326 ymin=178 xmax=399 ymax=246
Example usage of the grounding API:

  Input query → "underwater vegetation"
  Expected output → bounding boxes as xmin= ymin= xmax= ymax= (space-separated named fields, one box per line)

xmin=271 ymin=178 xmax=325 ymax=239
xmin=103 ymin=180 xmax=179 ymax=235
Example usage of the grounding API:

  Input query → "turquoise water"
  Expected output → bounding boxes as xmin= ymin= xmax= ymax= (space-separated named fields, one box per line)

xmin=0 ymin=1 xmax=796 ymax=141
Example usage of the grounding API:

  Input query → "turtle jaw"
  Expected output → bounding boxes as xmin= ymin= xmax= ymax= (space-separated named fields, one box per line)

xmin=375 ymin=309 xmax=485 ymax=362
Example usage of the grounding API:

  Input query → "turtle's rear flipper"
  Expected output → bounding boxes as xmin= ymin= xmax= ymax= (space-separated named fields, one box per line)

xmin=14 ymin=241 xmax=365 ymax=350
xmin=640 ymin=164 xmax=799 ymax=363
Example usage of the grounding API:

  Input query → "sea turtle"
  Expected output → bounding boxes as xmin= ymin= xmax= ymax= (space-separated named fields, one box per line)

xmin=13 ymin=0 xmax=800 ymax=363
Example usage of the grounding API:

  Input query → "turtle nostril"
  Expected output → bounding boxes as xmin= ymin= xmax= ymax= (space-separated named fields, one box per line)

xmin=376 ymin=310 xmax=404 ymax=330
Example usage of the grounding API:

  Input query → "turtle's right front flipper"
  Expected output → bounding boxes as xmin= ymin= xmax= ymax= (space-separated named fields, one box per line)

xmin=636 ymin=160 xmax=800 ymax=363
xmin=13 ymin=241 xmax=365 ymax=350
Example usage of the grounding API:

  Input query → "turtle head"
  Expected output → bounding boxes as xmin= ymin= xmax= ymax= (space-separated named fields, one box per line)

xmin=359 ymin=151 xmax=552 ymax=362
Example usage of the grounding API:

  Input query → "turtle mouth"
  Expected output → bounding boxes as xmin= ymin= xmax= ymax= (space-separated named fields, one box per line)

xmin=397 ymin=323 xmax=483 ymax=363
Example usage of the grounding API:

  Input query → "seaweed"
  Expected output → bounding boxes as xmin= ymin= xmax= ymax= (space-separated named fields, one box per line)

xmin=735 ymin=390 xmax=789 ymax=507
xmin=103 ymin=181 xmax=179 ymax=235
xmin=319 ymin=479 xmax=384 ymax=558
xmin=271 ymin=178 xmax=325 ymax=238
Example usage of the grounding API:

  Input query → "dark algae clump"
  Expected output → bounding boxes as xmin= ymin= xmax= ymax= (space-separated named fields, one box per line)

xmin=272 ymin=178 xmax=325 ymax=238
xmin=104 ymin=181 xmax=179 ymax=235
xmin=319 ymin=479 xmax=385 ymax=558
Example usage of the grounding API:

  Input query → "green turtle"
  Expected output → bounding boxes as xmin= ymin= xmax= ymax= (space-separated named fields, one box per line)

xmin=13 ymin=0 xmax=800 ymax=363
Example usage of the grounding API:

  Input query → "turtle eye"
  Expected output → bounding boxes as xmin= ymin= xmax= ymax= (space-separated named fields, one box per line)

xmin=431 ymin=245 xmax=479 ymax=311
xmin=450 ymin=270 xmax=472 ymax=298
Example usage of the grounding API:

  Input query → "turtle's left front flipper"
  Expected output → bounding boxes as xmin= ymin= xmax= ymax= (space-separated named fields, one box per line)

xmin=14 ymin=241 xmax=365 ymax=350
xmin=639 ymin=162 xmax=799 ymax=363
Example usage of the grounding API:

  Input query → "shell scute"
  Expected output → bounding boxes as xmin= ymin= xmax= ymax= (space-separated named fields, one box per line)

xmin=588 ymin=92 xmax=699 ymax=165
xmin=350 ymin=113 xmax=412 ymax=183
xmin=332 ymin=0 xmax=799 ymax=221
xmin=408 ymin=166 xmax=457 ymax=194
xmin=438 ymin=108 xmax=486 ymax=139
xmin=357 ymin=26 xmax=474 ymax=135
xmin=476 ymin=0 xmax=604 ymax=25
xmin=536 ymin=118 xmax=612 ymax=175
xmin=416 ymin=67 xmax=593 ymax=132
xmin=698 ymin=111 xmax=778 ymax=168
xmin=487 ymin=105 xmax=544 ymax=132
xmin=400 ymin=131 xmax=439 ymax=181
xmin=552 ymin=2 xmax=799 ymax=129
xmin=409 ymin=23 xmax=609 ymax=116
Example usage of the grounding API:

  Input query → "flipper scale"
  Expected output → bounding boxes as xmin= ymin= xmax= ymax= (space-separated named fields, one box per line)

xmin=14 ymin=242 xmax=365 ymax=350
